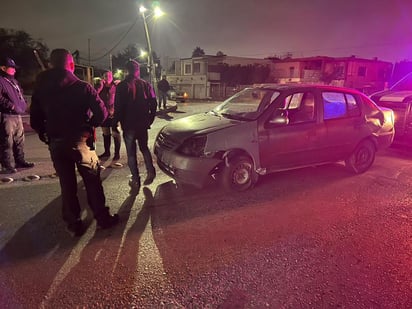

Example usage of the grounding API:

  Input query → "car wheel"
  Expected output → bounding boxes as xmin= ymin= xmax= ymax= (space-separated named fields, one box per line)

xmin=345 ymin=140 xmax=376 ymax=174
xmin=221 ymin=155 xmax=255 ymax=191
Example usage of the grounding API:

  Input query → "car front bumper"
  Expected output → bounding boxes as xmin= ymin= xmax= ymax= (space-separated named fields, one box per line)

xmin=154 ymin=146 xmax=221 ymax=188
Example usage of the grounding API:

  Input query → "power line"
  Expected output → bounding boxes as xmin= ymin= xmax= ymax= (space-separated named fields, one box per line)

xmin=79 ymin=16 xmax=139 ymax=63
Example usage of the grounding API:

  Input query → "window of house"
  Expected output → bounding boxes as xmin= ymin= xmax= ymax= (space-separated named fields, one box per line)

xmin=336 ymin=66 xmax=344 ymax=77
xmin=193 ymin=63 xmax=201 ymax=73
xmin=358 ymin=66 xmax=367 ymax=77
xmin=289 ymin=66 xmax=295 ymax=78
xmin=184 ymin=64 xmax=192 ymax=74
xmin=167 ymin=62 xmax=176 ymax=74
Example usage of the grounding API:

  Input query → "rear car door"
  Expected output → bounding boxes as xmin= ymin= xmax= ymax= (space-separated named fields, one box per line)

xmin=320 ymin=91 xmax=365 ymax=160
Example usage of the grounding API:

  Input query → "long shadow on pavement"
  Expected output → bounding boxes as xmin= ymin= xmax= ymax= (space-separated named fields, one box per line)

xmin=0 ymin=166 xmax=117 ymax=264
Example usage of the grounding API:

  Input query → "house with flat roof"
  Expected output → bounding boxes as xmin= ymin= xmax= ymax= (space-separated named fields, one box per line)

xmin=164 ymin=54 xmax=393 ymax=99
xmin=268 ymin=55 xmax=393 ymax=95
xmin=164 ymin=55 xmax=271 ymax=99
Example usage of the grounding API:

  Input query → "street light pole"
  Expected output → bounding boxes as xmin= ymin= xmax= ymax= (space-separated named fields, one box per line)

xmin=139 ymin=4 xmax=164 ymax=91
xmin=139 ymin=6 xmax=154 ymax=88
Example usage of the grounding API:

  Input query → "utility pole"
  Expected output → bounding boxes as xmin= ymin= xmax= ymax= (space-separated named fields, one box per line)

xmin=141 ymin=9 xmax=154 ymax=87
xmin=88 ymin=38 xmax=91 ymax=66
xmin=139 ymin=4 xmax=164 ymax=91
xmin=109 ymin=54 xmax=113 ymax=72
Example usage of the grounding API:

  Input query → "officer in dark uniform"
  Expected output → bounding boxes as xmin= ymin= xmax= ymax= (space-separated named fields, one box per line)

xmin=114 ymin=60 xmax=157 ymax=193
xmin=0 ymin=56 xmax=34 ymax=174
xmin=31 ymin=49 xmax=118 ymax=237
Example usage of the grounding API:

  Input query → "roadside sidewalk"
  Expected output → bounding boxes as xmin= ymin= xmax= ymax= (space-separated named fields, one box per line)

xmin=0 ymin=129 xmax=125 ymax=185
xmin=0 ymin=131 xmax=56 ymax=184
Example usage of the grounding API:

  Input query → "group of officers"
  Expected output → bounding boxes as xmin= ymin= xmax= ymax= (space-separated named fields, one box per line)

xmin=0 ymin=49 xmax=163 ymax=237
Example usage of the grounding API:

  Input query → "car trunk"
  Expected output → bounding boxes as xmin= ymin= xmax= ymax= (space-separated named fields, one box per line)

xmin=374 ymin=100 xmax=412 ymax=140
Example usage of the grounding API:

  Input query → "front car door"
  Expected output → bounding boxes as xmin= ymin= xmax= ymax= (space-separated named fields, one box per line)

xmin=258 ymin=89 xmax=327 ymax=171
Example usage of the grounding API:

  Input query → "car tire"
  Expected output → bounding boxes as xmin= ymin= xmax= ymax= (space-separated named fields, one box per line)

xmin=221 ymin=155 xmax=255 ymax=192
xmin=345 ymin=140 xmax=376 ymax=174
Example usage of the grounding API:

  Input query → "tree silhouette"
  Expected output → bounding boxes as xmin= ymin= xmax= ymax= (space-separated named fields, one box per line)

xmin=192 ymin=46 xmax=205 ymax=57
xmin=0 ymin=28 xmax=49 ymax=92
xmin=111 ymin=44 xmax=162 ymax=81
xmin=112 ymin=44 xmax=139 ymax=70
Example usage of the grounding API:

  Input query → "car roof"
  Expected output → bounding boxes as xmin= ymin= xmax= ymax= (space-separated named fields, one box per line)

xmin=253 ymin=83 xmax=362 ymax=95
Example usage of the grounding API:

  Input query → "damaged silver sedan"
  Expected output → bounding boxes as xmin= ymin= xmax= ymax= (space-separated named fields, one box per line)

xmin=154 ymin=84 xmax=394 ymax=191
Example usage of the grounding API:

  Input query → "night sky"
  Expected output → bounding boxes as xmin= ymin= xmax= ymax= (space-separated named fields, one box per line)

xmin=3 ymin=0 xmax=412 ymax=68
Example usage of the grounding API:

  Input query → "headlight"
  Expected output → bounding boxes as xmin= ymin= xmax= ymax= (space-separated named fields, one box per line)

xmin=177 ymin=135 xmax=207 ymax=157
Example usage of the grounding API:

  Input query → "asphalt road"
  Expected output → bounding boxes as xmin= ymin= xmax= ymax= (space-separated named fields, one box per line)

xmin=1 ymin=101 xmax=412 ymax=308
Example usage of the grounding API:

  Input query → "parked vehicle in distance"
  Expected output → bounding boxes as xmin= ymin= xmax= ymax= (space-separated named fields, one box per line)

xmin=370 ymin=72 xmax=412 ymax=145
xmin=168 ymin=85 xmax=188 ymax=102
xmin=154 ymin=84 xmax=394 ymax=191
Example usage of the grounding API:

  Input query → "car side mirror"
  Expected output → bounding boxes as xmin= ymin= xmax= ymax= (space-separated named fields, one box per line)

xmin=268 ymin=110 xmax=289 ymax=126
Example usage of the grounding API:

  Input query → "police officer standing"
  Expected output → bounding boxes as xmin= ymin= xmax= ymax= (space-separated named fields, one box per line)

xmin=157 ymin=75 xmax=170 ymax=109
xmin=95 ymin=70 xmax=121 ymax=161
xmin=0 ymin=56 xmax=34 ymax=174
xmin=31 ymin=49 xmax=118 ymax=237
xmin=114 ymin=60 xmax=157 ymax=192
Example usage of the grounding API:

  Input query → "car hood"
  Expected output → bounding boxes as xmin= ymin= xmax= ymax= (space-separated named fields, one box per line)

xmin=371 ymin=90 xmax=412 ymax=103
xmin=160 ymin=113 xmax=240 ymax=141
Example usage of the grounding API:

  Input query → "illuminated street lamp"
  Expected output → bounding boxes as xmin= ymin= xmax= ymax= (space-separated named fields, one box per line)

xmin=139 ymin=49 xmax=148 ymax=59
xmin=139 ymin=3 xmax=164 ymax=88
xmin=114 ymin=68 xmax=124 ymax=80
xmin=137 ymin=49 xmax=149 ymax=75
xmin=140 ymin=49 xmax=148 ymax=58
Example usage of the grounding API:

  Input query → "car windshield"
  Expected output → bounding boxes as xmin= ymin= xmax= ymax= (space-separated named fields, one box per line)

xmin=210 ymin=88 xmax=280 ymax=120
xmin=391 ymin=72 xmax=412 ymax=91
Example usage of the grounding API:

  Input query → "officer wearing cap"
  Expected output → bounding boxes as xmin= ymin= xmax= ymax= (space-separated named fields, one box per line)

xmin=0 ymin=56 xmax=34 ymax=174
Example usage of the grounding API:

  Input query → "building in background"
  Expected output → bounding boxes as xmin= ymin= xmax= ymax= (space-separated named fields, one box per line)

xmin=268 ymin=56 xmax=392 ymax=95
xmin=164 ymin=55 xmax=271 ymax=100
xmin=163 ymin=54 xmax=393 ymax=100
